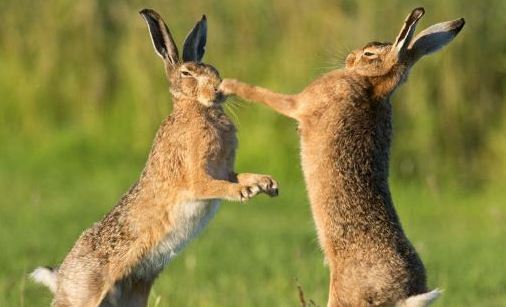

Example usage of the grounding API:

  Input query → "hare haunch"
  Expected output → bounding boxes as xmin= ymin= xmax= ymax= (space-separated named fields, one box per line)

xmin=221 ymin=8 xmax=464 ymax=307
xmin=31 ymin=9 xmax=278 ymax=307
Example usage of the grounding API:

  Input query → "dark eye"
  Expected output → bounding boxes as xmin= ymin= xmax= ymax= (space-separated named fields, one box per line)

xmin=181 ymin=70 xmax=192 ymax=77
xmin=364 ymin=51 xmax=375 ymax=57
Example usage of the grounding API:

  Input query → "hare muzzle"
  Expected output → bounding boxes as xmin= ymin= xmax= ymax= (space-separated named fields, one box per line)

xmin=198 ymin=78 xmax=223 ymax=106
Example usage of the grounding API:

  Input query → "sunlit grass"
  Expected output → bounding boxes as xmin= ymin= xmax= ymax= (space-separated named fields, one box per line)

xmin=0 ymin=134 xmax=504 ymax=306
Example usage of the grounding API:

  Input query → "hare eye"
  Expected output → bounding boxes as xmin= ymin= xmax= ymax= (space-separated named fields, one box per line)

xmin=364 ymin=51 xmax=375 ymax=57
xmin=181 ymin=70 xmax=192 ymax=77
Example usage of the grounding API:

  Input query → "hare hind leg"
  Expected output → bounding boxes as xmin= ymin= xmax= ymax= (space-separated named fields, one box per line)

xmin=52 ymin=268 xmax=112 ymax=307
xmin=101 ymin=278 xmax=153 ymax=307
xmin=52 ymin=287 xmax=107 ymax=307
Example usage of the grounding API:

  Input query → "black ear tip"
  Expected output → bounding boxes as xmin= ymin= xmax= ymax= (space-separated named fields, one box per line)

xmin=201 ymin=14 xmax=207 ymax=21
xmin=139 ymin=8 xmax=159 ymax=19
xmin=412 ymin=7 xmax=425 ymax=18
xmin=455 ymin=18 xmax=466 ymax=31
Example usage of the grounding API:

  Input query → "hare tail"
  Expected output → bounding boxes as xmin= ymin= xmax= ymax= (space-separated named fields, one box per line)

xmin=396 ymin=289 xmax=442 ymax=307
xmin=30 ymin=266 xmax=58 ymax=293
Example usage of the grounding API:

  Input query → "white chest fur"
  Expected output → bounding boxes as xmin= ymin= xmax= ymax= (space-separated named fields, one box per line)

xmin=133 ymin=199 xmax=220 ymax=279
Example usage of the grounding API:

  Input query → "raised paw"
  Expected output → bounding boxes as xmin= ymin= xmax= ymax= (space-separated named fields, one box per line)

xmin=238 ymin=184 xmax=261 ymax=202
xmin=236 ymin=173 xmax=279 ymax=200
xmin=218 ymin=79 xmax=239 ymax=96
xmin=252 ymin=175 xmax=279 ymax=197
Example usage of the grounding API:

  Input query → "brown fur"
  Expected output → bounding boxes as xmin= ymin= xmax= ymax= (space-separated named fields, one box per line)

xmin=32 ymin=9 xmax=278 ymax=307
xmin=220 ymin=8 xmax=464 ymax=307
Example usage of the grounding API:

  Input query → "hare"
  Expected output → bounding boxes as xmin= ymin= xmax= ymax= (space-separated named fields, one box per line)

xmin=220 ymin=8 xmax=464 ymax=307
xmin=30 ymin=9 xmax=278 ymax=307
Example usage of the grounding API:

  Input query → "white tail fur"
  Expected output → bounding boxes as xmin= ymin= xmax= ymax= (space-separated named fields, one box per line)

xmin=396 ymin=289 xmax=442 ymax=307
xmin=30 ymin=266 xmax=58 ymax=293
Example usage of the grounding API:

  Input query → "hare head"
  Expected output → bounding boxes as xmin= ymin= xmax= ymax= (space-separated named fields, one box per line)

xmin=345 ymin=7 xmax=464 ymax=97
xmin=140 ymin=9 xmax=223 ymax=107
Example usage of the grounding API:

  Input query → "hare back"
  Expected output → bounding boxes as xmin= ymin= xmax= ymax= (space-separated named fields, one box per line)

xmin=132 ymin=199 xmax=220 ymax=279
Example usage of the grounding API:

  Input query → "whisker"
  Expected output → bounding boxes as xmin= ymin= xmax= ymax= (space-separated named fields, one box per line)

xmin=227 ymin=101 xmax=247 ymax=120
xmin=225 ymin=104 xmax=240 ymax=126
xmin=228 ymin=103 xmax=240 ymax=114
xmin=316 ymin=43 xmax=352 ymax=73
xmin=229 ymin=99 xmax=247 ymax=110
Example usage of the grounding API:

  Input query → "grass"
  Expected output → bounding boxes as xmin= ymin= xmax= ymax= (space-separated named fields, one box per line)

xmin=0 ymin=129 xmax=504 ymax=306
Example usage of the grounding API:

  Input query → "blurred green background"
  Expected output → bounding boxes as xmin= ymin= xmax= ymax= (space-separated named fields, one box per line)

xmin=1 ymin=0 xmax=505 ymax=306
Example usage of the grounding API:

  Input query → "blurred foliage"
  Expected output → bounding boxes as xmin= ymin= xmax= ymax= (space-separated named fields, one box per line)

xmin=1 ymin=0 xmax=505 ymax=188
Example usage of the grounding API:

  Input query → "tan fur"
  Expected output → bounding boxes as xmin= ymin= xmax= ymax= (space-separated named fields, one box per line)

xmin=220 ymin=8 xmax=464 ymax=307
xmin=31 ymin=9 xmax=278 ymax=307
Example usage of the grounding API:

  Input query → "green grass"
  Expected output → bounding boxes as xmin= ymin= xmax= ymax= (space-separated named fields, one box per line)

xmin=0 ymin=131 xmax=504 ymax=306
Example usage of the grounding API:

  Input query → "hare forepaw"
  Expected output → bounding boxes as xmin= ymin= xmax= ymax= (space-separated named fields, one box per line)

xmin=218 ymin=79 xmax=239 ymax=96
xmin=236 ymin=173 xmax=279 ymax=200
xmin=253 ymin=175 xmax=279 ymax=197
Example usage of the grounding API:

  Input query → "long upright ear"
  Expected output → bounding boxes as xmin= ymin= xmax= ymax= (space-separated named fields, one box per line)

xmin=182 ymin=15 xmax=207 ymax=62
xmin=408 ymin=18 xmax=465 ymax=61
xmin=393 ymin=7 xmax=425 ymax=55
xmin=140 ymin=9 xmax=180 ymax=67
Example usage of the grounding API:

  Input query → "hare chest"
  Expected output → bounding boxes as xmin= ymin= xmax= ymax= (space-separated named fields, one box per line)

xmin=133 ymin=199 xmax=220 ymax=279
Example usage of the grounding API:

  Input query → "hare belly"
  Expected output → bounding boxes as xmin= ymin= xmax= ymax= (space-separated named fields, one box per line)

xmin=133 ymin=200 xmax=220 ymax=279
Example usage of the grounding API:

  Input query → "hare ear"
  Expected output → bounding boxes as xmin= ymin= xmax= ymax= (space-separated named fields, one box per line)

xmin=407 ymin=18 xmax=465 ymax=61
xmin=140 ymin=9 xmax=180 ymax=67
xmin=393 ymin=7 xmax=425 ymax=55
xmin=182 ymin=15 xmax=207 ymax=62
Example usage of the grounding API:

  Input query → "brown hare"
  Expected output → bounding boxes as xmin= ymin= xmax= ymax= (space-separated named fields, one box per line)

xmin=30 ymin=9 xmax=278 ymax=307
xmin=220 ymin=8 xmax=464 ymax=307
